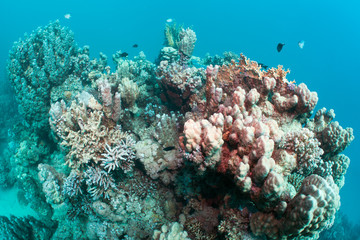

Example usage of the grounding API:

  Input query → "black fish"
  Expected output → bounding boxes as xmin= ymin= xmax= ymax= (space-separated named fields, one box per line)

xmin=119 ymin=52 xmax=128 ymax=57
xmin=258 ymin=63 xmax=268 ymax=70
xmin=132 ymin=44 xmax=138 ymax=48
xmin=277 ymin=43 xmax=285 ymax=52
xmin=163 ymin=146 xmax=175 ymax=151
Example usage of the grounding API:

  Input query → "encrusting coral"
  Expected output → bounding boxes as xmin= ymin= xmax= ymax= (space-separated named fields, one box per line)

xmin=2 ymin=21 xmax=354 ymax=239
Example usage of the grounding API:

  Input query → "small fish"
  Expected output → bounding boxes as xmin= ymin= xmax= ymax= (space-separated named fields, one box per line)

xmin=132 ymin=44 xmax=138 ymax=48
xmin=277 ymin=43 xmax=285 ymax=52
xmin=64 ymin=13 xmax=71 ymax=19
xmin=163 ymin=146 xmax=175 ymax=151
xmin=298 ymin=40 xmax=305 ymax=49
xmin=258 ymin=63 xmax=268 ymax=70
xmin=119 ymin=52 xmax=128 ymax=57
xmin=166 ymin=18 xmax=173 ymax=23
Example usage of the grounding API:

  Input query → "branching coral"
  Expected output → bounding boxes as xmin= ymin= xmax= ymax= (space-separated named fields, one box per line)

xmin=85 ymin=166 xmax=115 ymax=199
xmin=100 ymin=136 xmax=136 ymax=173
xmin=49 ymin=95 xmax=132 ymax=169
xmin=62 ymin=169 xmax=83 ymax=197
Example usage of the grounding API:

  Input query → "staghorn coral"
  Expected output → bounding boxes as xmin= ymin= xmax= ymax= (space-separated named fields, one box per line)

xmin=85 ymin=166 xmax=115 ymax=199
xmin=100 ymin=136 xmax=136 ymax=173
xmin=96 ymin=76 xmax=123 ymax=122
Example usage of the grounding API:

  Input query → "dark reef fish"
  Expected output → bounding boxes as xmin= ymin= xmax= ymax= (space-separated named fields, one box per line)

xmin=119 ymin=52 xmax=128 ymax=57
xmin=132 ymin=44 xmax=138 ymax=48
xmin=258 ymin=63 xmax=268 ymax=69
xmin=163 ymin=146 xmax=175 ymax=151
xmin=277 ymin=43 xmax=285 ymax=52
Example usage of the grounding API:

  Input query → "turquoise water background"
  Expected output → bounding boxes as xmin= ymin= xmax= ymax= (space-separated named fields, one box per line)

xmin=0 ymin=0 xmax=359 ymax=225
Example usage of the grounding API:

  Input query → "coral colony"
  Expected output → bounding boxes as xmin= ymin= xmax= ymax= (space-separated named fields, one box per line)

xmin=1 ymin=20 xmax=354 ymax=239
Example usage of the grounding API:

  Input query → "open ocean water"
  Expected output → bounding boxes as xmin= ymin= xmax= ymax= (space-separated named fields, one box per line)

xmin=0 ymin=0 xmax=359 ymax=239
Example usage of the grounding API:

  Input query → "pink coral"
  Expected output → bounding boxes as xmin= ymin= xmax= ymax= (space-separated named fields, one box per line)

xmin=180 ymin=53 xmax=352 ymax=239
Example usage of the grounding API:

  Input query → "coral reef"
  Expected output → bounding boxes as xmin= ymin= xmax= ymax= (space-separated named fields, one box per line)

xmin=2 ymin=21 xmax=354 ymax=240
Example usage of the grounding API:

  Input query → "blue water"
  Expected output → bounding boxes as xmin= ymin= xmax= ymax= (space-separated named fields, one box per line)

xmin=0 ymin=0 xmax=359 ymax=226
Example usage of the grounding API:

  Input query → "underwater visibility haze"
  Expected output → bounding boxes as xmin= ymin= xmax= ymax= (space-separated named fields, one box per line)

xmin=0 ymin=0 xmax=359 ymax=239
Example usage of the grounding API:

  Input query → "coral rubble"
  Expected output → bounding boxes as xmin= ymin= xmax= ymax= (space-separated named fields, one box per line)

xmin=2 ymin=21 xmax=354 ymax=239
